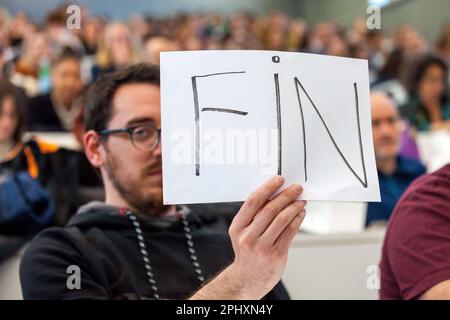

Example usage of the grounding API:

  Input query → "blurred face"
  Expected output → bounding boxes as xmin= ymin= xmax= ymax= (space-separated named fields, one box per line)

xmin=289 ymin=20 xmax=306 ymax=37
xmin=0 ymin=48 xmax=4 ymax=74
xmin=144 ymin=37 xmax=179 ymax=64
xmin=418 ymin=64 xmax=446 ymax=103
xmin=9 ymin=11 xmax=29 ymax=41
xmin=84 ymin=20 xmax=101 ymax=46
xmin=353 ymin=17 xmax=367 ymax=36
xmin=110 ymin=26 xmax=130 ymax=48
xmin=107 ymin=24 xmax=132 ymax=66
xmin=101 ymin=84 xmax=163 ymax=214
xmin=183 ymin=37 xmax=202 ymax=51
xmin=403 ymin=29 xmax=425 ymax=53
xmin=0 ymin=96 xmax=18 ymax=143
xmin=51 ymin=59 xmax=82 ymax=105
xmin=267 ymin=29 xmax=285 ymax=50
xmin=326 ymin=35 xmax=349 ymax=57
xmin=371 ymin=93 xmax=401 ymax=161
xmin=28 ymin=32 xmax=50 ymax=63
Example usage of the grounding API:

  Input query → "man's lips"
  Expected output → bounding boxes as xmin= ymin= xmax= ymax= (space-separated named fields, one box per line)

xmin=379 ymin=138 xmax=395 ymax=145
xmin=147 ymin=168 xmax=162 ymax=176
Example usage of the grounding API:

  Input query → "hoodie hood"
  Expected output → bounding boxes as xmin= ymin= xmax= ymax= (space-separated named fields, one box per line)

xmin=66 ymin=201 xmax=203 ymax=232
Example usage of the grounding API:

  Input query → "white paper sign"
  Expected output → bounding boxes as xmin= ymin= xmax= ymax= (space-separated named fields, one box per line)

xmin=161 ymin=50 xmax=380 ymax=204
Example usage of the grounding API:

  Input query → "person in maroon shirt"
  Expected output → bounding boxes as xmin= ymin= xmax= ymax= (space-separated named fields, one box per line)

xmin=380 ymin=163 xmax=450 ymax=299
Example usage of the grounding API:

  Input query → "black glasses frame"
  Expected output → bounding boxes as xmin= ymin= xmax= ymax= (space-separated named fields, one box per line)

xmin=98 ymin=123 xmax=161 ymax=151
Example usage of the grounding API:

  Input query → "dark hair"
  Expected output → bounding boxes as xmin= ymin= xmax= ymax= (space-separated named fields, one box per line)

xmin=408 ymin=54 xmax=449 ymax=102
xmin=378 ymin=49 xmax=404 ymax=83
xmin=84 ymin=63 xmax=160 ymax=132
xmin=50 ymin=47 xmax=81 ymax=69
xmin=46 ymin=6 xmax=66 ymax=26
xmin=0 ymin=80 xmax=27 ymax=145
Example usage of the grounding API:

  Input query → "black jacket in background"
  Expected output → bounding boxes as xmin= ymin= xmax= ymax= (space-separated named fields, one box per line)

xmin=28 ymin=93 xmax=66 ymax=132
xmin=0 ymin=139 xmax=81 ymax=229
xmin=20 ymin=202 xmax=290 ymax=300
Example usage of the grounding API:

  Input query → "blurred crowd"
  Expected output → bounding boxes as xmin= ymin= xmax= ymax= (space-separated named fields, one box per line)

xmin=0 ymin=4 xmax=449 ymax=240
xmin=1 ymin=7 xmax=450 ymax=91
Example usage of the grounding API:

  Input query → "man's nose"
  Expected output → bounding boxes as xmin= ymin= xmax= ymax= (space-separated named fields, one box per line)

xmin=379 ymin=121 xmax=393 ymax=134
xmin=152 ymin=139 xmax=162 ymax=157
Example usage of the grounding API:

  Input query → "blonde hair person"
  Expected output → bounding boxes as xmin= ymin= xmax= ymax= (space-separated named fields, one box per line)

xmin=93 ymin=22 xmax=141 ymax=79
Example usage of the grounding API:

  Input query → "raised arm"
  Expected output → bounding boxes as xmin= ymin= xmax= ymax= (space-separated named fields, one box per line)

xmin=191 ymin=176 xmax=306 ymax=300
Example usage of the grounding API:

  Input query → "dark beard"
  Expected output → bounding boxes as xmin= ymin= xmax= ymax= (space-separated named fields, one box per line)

xmin=105 ymin=152 xmax=167 ymax=216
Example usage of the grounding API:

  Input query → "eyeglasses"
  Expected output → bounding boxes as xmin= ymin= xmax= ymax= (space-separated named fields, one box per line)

xmin=98 ymin=123 xmax=161 ymax=152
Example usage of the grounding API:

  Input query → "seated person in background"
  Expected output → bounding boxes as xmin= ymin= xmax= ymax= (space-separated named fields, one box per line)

xmin=91 ymin=22 xmax=139 ymax=81
xmin=20 ymin=64 xmax=306 ymax=300
xmin=402 ymin=55 xmax=450 ymax=132
xmin=9 ymin=29 xmax=50 ymax=97
xmin=0 ymin=81 xmax=28 ymax=162
xmin=143 ymin=34 xmax=180 ymax=65
xmin=380 ymin=163 xmax=450 ymax=299
xmin=0 ymin=80 xmax=81 ymax=228
xmin=0 ymin=80 xmax=51 ymax=261
xmin=28 ymin=49 xmax=83 ymax=132
xmin=366 ymin=92 xmax=425 ymax=227
xmin=0 ymin=80 xmax=57 ymax=179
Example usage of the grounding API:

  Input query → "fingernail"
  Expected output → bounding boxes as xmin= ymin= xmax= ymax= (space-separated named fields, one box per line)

xmin=292 ymin=184 xmax=302 ymax=193
xmin=300 ymin=209 xmax=307 ymax=219
xmin=275 ymin=176 xmax=284 ymax=184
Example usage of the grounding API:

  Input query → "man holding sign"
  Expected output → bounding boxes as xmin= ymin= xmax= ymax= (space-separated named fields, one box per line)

xmin=21 ymin=49 xmax=379 ymax=299
xmin=20 ymin=64 xmax=304 ymax=300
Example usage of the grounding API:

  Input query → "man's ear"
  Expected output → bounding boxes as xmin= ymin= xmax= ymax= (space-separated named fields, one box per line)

xmin=83 ymin=130 xmax=105 ymax=168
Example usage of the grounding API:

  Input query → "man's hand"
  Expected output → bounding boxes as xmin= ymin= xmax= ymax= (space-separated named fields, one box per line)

xmin=191 ymin=176 xmax=306 ymax=300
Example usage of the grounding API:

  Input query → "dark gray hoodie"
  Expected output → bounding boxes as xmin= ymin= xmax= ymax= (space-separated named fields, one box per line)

xmin=20 ymin=201 xmax=289 ymax=300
